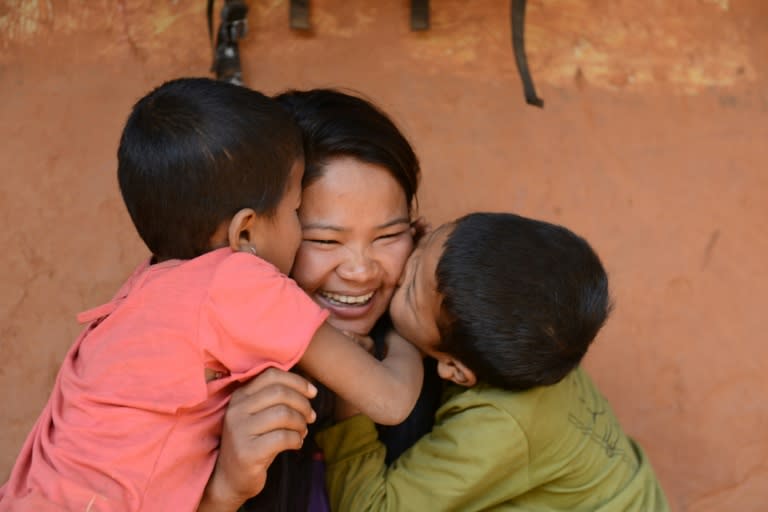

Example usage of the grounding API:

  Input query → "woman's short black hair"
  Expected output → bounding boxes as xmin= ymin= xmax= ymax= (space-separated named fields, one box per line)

xmin=436 ymin=212 xmax=612 ymax=390
xmin=117 ymin=77 xmax=302 ymax=260
xmin=274 ymin=88 xmax=420 ymax=213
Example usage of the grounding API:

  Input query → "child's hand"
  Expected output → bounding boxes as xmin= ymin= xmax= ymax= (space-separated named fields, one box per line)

xmin=198 ymin=368 xmax=317 ymax=512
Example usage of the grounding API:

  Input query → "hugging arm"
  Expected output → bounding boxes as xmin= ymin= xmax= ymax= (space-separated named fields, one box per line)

xmin=297 ymin=323 xmax=423 ymax=426
xmin=315 ymin=401 xmax=530 ymax=511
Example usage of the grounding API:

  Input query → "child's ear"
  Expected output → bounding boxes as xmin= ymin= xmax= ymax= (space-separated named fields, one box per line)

xmin=227 ymin=208 xmax=259 ymax=253
xmin=436 ymin=357 xmax=477 ymax=387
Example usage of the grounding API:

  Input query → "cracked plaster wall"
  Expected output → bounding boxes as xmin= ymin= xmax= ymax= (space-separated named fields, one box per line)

xmin=1 ymin=1 xmax=767 ymax=510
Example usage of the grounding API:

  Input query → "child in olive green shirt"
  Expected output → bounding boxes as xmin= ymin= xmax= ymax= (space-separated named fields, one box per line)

xmin=316 ymin=212 xmax=669 ymax=511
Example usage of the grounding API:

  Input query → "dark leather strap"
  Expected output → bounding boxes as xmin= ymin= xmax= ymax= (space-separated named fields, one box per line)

xmin=208 ymin=0 xmax=249 ymax=85
xmin=511 ymin=0 xmax=544 ymax=107
xmin=411 ymin=0 xmax=429 ymax=31
xmin=290 ymin=0 xmax=310 ymax=30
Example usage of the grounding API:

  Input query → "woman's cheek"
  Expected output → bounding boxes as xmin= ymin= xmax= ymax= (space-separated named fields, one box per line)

xmin=291 ymin=245 xmax=337 ymax=293
xmin=382 ymin=238 xmax=415 ymax=287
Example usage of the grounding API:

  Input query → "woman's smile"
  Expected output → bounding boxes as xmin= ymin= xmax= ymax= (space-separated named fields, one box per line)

xmin=315 ymin=289 xmax=380 ymax=321
xmin=318 ymin=290 xmax=376 ymax=306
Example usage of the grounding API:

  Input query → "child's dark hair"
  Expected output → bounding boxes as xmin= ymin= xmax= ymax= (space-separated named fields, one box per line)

xmin=117 ymin=77 xmax=303 ymax=261
xmin=436 ymin=212 xmax=612 ymax=390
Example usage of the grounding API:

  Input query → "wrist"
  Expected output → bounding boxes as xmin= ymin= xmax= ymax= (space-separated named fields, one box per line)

xmin=198 ymin=472 xmax=248 ymax=512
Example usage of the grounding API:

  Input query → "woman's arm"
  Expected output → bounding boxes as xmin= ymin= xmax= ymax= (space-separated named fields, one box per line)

xmin=297 ymin=324 xmax=423 ymax=426
xmin=198 ymin=369 xmax=317 ymax=512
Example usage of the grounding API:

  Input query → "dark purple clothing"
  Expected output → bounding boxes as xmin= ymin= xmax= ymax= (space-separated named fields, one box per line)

xmin=308 ymin=453 xmax=331 ymax=512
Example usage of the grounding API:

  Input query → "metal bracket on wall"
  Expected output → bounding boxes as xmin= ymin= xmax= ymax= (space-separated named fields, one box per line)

xmin=291 ymin=0 xmax=311 ymax=30
xmin=411 ymin=0 xmax=430 ymax=31
xmin=208 ymin=0 xmax=249 ymax=85
xmin=511 ymin=0 xmax=544 ymax=107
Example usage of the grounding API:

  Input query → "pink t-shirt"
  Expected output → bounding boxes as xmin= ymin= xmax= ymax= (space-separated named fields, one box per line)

xmin=0 ymin=248 xmax=328 ymax=512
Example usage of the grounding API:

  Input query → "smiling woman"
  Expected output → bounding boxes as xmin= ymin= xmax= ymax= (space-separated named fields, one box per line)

xmin=203 ymin=88 xmax=440 ymax=512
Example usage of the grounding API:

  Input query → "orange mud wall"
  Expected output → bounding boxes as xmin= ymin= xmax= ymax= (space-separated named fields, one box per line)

xmin=1 ymin=1 xmax=766 ymax=510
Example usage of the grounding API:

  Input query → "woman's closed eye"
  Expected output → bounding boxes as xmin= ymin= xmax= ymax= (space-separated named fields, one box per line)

xmin=305 ymin=238 xmax=339 ymax=245
xmin=375 ymin=230 xmax=409 ymax=243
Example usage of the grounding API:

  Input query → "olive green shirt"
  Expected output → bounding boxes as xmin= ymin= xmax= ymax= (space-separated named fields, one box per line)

xmin=316 ymin=367 xmax=668 ymax=511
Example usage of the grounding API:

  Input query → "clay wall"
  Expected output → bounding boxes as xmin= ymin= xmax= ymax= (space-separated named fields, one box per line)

xmin=1 ymin=1 xmax=766 ymax=510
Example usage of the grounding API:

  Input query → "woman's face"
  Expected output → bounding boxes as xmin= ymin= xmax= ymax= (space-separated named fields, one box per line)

xmin=292 ymin=156 xmax=414 ymax=336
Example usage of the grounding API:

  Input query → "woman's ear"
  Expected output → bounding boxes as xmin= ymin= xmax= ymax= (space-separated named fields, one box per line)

xmin=227 ymin=208 xmax=258 ymax=253
xmin=436 ymin=357 xmax=477 ymax=387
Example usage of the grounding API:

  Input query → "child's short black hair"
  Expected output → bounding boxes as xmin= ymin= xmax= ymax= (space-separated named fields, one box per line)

xmin=117 ymin=77 xmax=302 ymax=260
xmin=435 ymin=212 xmax=611 ymax=391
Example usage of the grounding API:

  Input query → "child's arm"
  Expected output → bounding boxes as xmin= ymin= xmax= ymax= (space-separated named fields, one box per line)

xmin=314 ymin=398 xmax=530 ymax=511
xmin=297 ymin=325 xmax=422 ymax=425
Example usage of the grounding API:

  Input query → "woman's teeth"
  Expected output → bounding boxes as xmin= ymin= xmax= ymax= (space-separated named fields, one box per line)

xmin=320 ymin=291 xmax=374 ymax=306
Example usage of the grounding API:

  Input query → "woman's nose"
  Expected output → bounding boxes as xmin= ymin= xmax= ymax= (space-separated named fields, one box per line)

xmin=338 ymin=249 xmax=379 ymax=282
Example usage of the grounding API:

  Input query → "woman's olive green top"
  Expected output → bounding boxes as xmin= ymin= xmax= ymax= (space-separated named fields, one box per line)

xmin=316 ymin=367 xmax=669 ymax=511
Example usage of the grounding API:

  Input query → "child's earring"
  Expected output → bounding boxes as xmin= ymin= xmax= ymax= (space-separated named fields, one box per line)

xmin=240 ymin=244 xmax=258 ymax=256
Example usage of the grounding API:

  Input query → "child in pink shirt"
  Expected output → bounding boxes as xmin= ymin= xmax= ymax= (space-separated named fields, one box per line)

xmin=0 ymin=78 xmax=422 ymax=512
